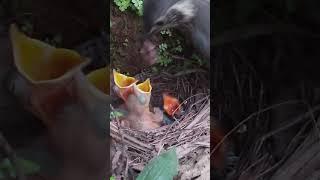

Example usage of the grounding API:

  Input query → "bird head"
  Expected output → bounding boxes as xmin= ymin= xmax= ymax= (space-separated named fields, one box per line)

xmin=140 ymin=0 xmax=198 ymax=66
xmin=132 ymin=78 xmax=152 ymax=107
xmin=143 ymin=0 xmax=197 ymax=36
xmin=112 ymin=69 xmax=138 ymax=102
xmin=163 ymin=93 xmax=181 ymax=116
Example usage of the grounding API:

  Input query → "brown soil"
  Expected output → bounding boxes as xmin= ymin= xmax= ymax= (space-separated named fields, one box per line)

xmin=111 ymin=4 xmax=145 ymax=75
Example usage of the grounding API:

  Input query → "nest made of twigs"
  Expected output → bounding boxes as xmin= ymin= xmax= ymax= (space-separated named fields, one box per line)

xmin=110 ymin=69 xmax=210 ymax=179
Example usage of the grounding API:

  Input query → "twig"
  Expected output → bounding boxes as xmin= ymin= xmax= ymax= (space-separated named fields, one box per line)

xmin=240 ymin=154 xmax=269 ymax=177
xmin=259 ymin=104 xmax=320 ymax=142
xmin=110 ymin=105 xmax=129 ymax=179
xmin=185 ymin=102 xmax=209 ymax=129
xmin=170 ymin=54 xmax=189 ymax=61
xmin=173 ymin=69 xmax=207 ymax=77
xmin=110 ymin=124 xmax=153 ymax=150
xmin=172 ymin=93 xmax=208 ymax=121
xmin=211 ymin=100 xmax=301 ymax=156
xmin=305 ymin=103 xmax=320 ymax=139
xmin=231 ymin=57 xmax=243 ymax=109
xmin=157 ymin=120 xmax=177 ymax=155
xmin=257 ymin=116 xmax=311 ymax=179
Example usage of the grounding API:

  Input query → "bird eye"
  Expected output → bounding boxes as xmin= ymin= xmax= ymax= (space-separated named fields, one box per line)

xmin=155 ymin=20 xmax=164 ymax=26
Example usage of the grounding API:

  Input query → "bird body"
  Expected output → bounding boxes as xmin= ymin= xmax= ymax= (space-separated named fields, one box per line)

xmin=190 ymin=0 xmax=210 ymax=61
xmin=141 ymin=0 xmax=210 ymax=65
xmin=120 ymin=94 xmax=163 ymax=130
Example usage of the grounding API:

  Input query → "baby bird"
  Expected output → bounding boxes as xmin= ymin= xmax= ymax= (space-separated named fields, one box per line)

xmin=163 ymin=93 xmax=181 ymax=116
xmin=8 ymin=24 xmax=110 ymax=180
xmin=121 ymin=88 xmax=163 ymax=130
xmin=112 ymin=70 xmax=163 ymax=130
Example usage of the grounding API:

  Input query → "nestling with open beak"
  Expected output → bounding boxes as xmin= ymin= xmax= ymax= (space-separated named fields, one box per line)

xmin=112 ymin=69 xmax=138 ymax=102
xmin=8 ymin=24 xmax=110 ymax=180
xmin=112 ymin=70 xmax=163 ymax=130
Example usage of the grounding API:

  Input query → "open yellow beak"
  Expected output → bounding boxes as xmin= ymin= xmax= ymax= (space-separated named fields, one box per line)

xmin=112 ymin=69 xmax=138 ymax=101
xmin=87 ymin=66 xmax=109 ymax=95
xmin=8 ymin=24 xmax=95 ymax=127
xmin=133 ymin=78 xmax=152 ymax=106
xmin=136 ymin=78 xmax=152 ymax=94
xmin=113 ymin=69 xmax=137 ymax=88
xmin=10 ymin=24 xmax=89 ymax=83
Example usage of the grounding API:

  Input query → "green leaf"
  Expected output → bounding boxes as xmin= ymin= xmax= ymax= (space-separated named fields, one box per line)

xmin=114 ymin=0 xmax=131 ymax=11
xmin=0 ymin=157 xmax=40 ymax=179
xmin=17 ymin=158 xmax=41 ymax=175
xmin=173 ymin=45 xmax=183 ymax=53
xmin=131 ymin=0 xmax=143 ymax=16
xmin=0 ymin=158 xmax=15 ymax=178
xmin=110 ymin=109 xmax=127 ymax=120
xmin=136 ymin=148 xmax=178 ymax=180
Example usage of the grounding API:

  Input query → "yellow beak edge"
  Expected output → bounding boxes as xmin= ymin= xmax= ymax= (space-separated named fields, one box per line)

xmin=10 ymin=24 xmax=89 ymax=83
xmin=86 ymin=66 xmax=109 ymax=95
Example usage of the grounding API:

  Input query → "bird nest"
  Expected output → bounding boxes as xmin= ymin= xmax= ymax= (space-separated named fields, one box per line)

xmin=110 ymin=69 xmax=210 ymax=179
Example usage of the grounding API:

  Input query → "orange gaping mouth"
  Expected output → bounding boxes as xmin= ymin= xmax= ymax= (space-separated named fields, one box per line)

xmin=163 ymin=93 xmax=181 ymax=116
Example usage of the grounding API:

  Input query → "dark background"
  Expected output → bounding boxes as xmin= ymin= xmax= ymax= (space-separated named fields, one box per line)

xmin=213 ymin=0 xmax=320 ymax=179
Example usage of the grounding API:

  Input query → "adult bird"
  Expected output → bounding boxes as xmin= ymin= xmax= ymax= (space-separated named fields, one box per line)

xmin=140 ymin=0 xmax=210 ymax=66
